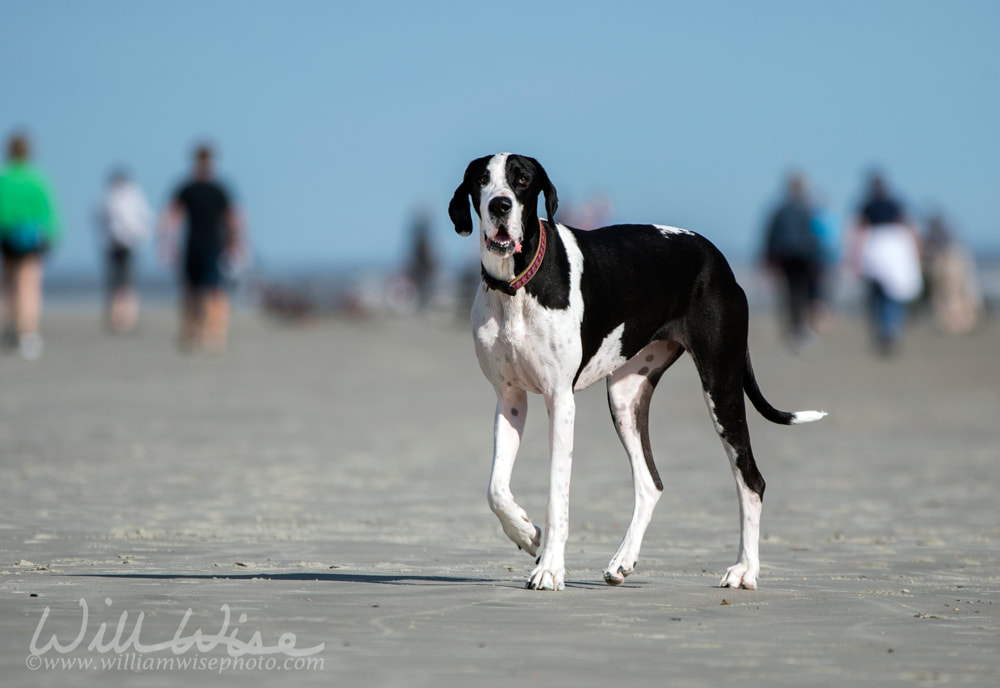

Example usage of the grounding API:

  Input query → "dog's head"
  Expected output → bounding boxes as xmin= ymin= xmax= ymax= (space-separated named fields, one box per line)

xmin=448 ymin=153 xmax=558 ymax=258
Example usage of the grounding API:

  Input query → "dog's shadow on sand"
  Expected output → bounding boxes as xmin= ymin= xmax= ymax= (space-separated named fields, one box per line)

xmin=69 ymin=571 xmax=612 ymax=589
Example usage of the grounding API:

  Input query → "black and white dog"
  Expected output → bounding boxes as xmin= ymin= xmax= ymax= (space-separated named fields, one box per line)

xmin=449 ymin=153 xmax=824 ymax=591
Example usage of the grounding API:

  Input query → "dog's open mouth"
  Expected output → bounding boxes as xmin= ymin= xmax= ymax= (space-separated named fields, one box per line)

xmin=486 ymin=226 xmax=522 ymax=256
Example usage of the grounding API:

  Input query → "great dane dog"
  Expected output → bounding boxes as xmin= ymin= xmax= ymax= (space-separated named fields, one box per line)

xmin=449 ymin=153 xmax=824 ymax=591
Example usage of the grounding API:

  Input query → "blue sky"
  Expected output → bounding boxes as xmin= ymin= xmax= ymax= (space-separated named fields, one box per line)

xmin=3 ymin=0 xmax=998 ymax=278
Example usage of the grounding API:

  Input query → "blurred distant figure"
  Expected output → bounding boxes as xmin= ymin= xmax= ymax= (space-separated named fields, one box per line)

xmin=159 ymin=144 xmax=245 ymax=353
xmin=577 ymin=192 xmax=614 ymax=230
xmin=809 ymin=193 xmax=840 ymax=331
xmin=922 ymin=213 xmax=982 ymax=335
xmin=561 ymin=192 xmax=614 ymax=230
xmin=0 ymin=133 xmax=60 ymax=360
xmin=98 ymin=169 xmax=152 ymax=334
xmin=848 ymin=173 xmax=922 ymax=355
xmin=762 ymin=172 xmax=823 ymax=350
xmin=407 ymin=210 xmax=437 ymax=311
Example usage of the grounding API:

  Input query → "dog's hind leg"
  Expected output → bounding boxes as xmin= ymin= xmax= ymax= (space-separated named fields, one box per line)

xmin=487 ymin=387 xmax=542 ymax=556
xmin=704 ymin=384 xmax=764 ymax=590
xmin=603 ymin=340 xmax=684 ymax=585
xmin=689 ymin=291 xmax=766 ymax=589
xmin=695 ymin=366 xmax=766 ymax=588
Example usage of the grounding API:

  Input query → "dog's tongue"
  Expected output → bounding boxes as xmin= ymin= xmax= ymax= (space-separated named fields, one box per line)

xmin=514 ymin=239 xmax=523 ymax=254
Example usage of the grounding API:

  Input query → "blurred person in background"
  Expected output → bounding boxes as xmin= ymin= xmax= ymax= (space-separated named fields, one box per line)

xmin=0 ymin=132 xmax=60 ymax=360
xmin=159 ymin=143 xmax=245 ymax=353
xmin=922 ymin=212 xmax=982 ymax=335
xmin=847 ymin=172 xmax=922 ymax=356
xmin=407 ymin=209 xmax=437 ymax=312
xmin=97 ymin=168 xmax=152 ymax=334
xmin=762 ymin=172 xmax=823 ymax=351
xmin=808 ymin=191 xmax=840 ymax=333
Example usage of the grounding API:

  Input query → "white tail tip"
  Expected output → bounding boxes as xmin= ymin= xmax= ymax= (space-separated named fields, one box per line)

xmin=791 ymin=410 xmax=827 ymax=425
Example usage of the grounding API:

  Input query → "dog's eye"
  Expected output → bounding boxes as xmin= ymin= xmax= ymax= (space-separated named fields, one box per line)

xmin=515 ymin=174 xmax=529 ymax=186
xmin=478 ymin=173 xmax=490 ymax=186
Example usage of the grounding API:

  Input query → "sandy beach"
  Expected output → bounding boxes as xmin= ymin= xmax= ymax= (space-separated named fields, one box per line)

xmin=1 ymin=304 xmax=998 ymax=686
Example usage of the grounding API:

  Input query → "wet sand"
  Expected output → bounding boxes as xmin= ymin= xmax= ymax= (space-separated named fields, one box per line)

xmin=1 ymin=305 xmax=998 ymax=686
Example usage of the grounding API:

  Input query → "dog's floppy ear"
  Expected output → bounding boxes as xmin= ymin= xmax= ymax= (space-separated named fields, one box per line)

xmin=449 ymin=157 xmax=490 ymax=237
xmin=448 ymin=179 xmax=473 ymax=237
xmin=543 ymin=171 xmax=559 ymax=224
xmin=526 ymin=156 xmax=559 ymax=223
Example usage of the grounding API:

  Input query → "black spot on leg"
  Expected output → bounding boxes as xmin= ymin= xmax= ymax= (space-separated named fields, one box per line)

xmin=645 ymin=354 xmax=654 ymax=362
xmin=635 ymin=389 xmax=664 ymax=491
xmin=511 ymin=408 xmax=519 ymax=417
xmin=638 ymin=366 xmax=649 ymax=375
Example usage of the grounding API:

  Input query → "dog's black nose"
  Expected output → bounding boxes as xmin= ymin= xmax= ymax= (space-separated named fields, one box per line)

xmin=489 ymin=197 xmax=513 ymax=216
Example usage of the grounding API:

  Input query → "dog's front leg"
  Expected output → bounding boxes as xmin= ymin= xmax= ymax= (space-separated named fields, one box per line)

xmin=487 ymin=388 xmax=542 ymax=556
xmin=527 ymin=390 xmax=575 ymax=591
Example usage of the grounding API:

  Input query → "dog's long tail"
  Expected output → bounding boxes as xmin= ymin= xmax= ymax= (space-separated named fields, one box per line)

xmin=743 ymin=350 xmax=826 ymax=425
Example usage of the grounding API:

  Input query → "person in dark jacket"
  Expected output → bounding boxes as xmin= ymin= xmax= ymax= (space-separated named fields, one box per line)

xmin=763 ymin=173 xmax=822 ymax=350
xmin=159 ymin=144 xmax=246 ymax=352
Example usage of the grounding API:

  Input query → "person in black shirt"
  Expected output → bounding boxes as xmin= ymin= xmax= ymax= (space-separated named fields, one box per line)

xmin=762 ymin=172 xmax=823 ymax=351
xmin=848 ymin=173 xmax=922 ymax=355
xmin=159 ymin=144 xmax=244 ymax=352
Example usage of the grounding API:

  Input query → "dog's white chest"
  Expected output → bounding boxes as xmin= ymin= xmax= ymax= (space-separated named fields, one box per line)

xmin=472 ymin=291 xmax=580 ymax=396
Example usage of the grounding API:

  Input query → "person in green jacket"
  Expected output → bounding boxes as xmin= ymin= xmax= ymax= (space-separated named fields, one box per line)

xmin=0 ymin=133 xmax=60 ymax=360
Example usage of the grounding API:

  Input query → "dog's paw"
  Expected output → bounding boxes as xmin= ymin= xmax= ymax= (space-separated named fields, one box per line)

xmin=502 ymin=513 xmax=541 ymax=557
xmin=526 ymin=550 xmax=565 ymax=591
xmin=719 ymin=562 xmax=758 ymax=590
xmin=602 ymin=560 xmax=636 ymax=586
xmin=510 ymin=525 xmax=541 ymax=558
xmin=527 ymin=565 xmax=565 ymax=591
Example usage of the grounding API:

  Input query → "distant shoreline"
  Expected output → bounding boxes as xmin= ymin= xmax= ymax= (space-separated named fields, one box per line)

xmin=42 ymin=256 xmax=1000 ymax=315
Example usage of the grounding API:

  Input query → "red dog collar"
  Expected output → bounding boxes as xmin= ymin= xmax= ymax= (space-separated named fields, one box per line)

xmin=481 ymin=220 xmax=547 ymax=295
